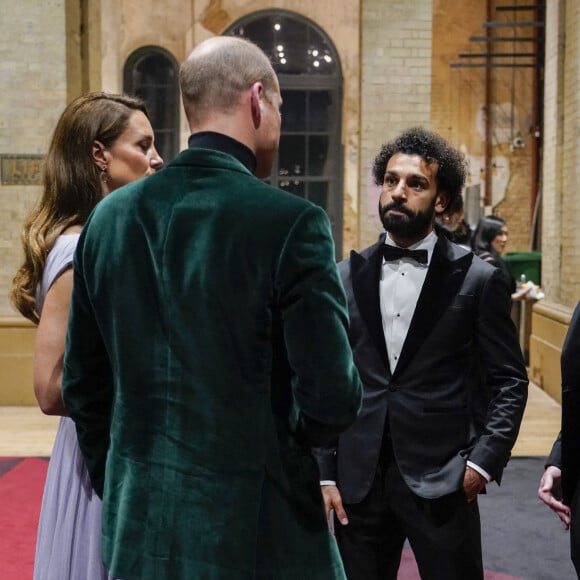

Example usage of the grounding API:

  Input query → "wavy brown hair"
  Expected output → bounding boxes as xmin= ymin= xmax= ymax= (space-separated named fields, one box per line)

xmin=10 ymin=92 xmax=149 ymax=323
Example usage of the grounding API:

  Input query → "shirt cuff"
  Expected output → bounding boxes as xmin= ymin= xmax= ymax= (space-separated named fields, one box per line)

xmin=320 ymin=480 xmax=337 ymax=486
xmin=467 ymin=461 xmax=492 ymax=482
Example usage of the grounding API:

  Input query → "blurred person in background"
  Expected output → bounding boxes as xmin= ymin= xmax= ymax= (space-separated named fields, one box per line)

xmin=436 ymin=193 xmax=472 ymax=249
xmin=471 ymin=215 xmax=531 ymax=301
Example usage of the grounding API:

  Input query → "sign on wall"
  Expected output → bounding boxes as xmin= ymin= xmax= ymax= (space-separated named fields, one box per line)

xmin=0 ymin=155 xmax=44 ymax=185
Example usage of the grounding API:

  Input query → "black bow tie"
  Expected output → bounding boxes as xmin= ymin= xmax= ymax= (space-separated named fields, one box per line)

xmin=381 ymin=245 xmax=428 ymax=264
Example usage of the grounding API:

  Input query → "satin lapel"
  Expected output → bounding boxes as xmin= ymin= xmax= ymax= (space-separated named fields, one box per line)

xmin=350 ymin=243 xmax=390 ymax=375
xmin=394 ymin=236 xmax=473 ymax=376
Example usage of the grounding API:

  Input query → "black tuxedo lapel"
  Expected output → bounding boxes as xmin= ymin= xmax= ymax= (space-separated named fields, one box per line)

xmin=394 ymin=236 xmax=473 ymax=376
xmin=350 ymin=243 xmax=390 ymax=375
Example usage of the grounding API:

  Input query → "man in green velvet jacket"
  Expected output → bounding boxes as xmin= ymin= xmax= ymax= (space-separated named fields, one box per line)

xmin=62 ymin=36 xmax=362 ymax=580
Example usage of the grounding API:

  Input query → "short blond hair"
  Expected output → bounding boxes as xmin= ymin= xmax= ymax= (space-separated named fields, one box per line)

xmin=179 ymin=36 xmax=277 ymax=126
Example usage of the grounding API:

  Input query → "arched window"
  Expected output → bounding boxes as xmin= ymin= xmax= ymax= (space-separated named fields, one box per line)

xmin=124 ymin=46 xmax=180 ymax=163
xmin=225 ymin=11 xmax=344 ymax=255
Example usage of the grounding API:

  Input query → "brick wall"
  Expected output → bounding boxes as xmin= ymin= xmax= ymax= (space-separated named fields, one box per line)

xmin=359 ymin=0 xmax=432 ymax=250
xmin=541 ymin=0 xmax=565 ymax=302
xmin=559 ymin=0 xmax=580 ymax=306
xmin=530 ymin=0 xmax=580 ymax=396
xmin=431 ymin=0 xmax=537 ymax=255
xmin=541 ymin=0 xmax=580 ymax=307
xmin=0 ymin=1 xmax=67 ymax=317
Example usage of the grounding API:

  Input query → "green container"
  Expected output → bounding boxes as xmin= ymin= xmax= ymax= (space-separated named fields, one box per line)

xmin=503 ymin=251 xmax=542 ymax=285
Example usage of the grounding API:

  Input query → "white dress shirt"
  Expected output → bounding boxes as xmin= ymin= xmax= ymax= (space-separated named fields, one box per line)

xmin=380 ymin=231 xmax=435 ymax=373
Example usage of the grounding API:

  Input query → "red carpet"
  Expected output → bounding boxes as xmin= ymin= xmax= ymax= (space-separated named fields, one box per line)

xmin=0 ymin=457 xmax=48 ymax=580
xmin=399 ymin=549 xmax=524 ymax=579
xmin=0 ymin=457 xmax=526 ymax=579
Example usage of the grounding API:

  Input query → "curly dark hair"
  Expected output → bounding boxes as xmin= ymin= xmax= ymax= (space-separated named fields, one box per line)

xmin=372 ymin=127 xmax=467 ymax=208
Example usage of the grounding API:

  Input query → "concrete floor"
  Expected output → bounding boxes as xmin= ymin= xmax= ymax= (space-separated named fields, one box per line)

xmin=0 ymin=380 xmax=561 ymax=458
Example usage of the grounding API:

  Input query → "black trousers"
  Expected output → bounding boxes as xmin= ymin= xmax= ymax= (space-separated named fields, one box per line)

xmin=335 ymin=455 xmax=483 ymax=580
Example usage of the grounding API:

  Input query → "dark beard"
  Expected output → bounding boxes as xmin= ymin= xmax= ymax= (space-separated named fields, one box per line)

xmin=379 ymin=200 xmax=436 ymax=240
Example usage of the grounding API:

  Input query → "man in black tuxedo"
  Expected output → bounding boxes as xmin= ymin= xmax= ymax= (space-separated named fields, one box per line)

xmin=314 ymin=127 xmax=528 ymax=580
xmin=539 ymin=302 xmax=580 ymax=576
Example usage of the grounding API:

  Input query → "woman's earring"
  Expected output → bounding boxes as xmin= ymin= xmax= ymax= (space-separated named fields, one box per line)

xmin=100 ymin=165 xmax=110 ymax=183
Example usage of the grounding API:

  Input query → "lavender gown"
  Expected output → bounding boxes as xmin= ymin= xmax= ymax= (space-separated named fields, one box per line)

xmin=33 ymin=234 xmax=113 ymax=580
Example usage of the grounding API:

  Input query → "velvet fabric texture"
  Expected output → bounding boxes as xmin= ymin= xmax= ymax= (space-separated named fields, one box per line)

xmin=62 ymin=148 xmax=362 ymax=580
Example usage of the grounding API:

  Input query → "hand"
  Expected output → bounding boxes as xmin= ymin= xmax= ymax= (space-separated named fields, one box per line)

xmin=463 ymin=466 xmax=487 ymax=502
xmin=511 ymin=285 xmax=532 ymax=302
xmin=538 ymin=466 xmax=571 ymax=529
xmin=320 ymin=485 xmax=349 ymax=530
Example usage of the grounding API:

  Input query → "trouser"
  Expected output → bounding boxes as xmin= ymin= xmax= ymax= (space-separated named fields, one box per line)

xmin=335 ymin=452 xmax=483 ymax=580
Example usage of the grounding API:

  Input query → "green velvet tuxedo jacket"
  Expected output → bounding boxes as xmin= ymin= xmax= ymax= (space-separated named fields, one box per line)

xmin=62 ymin=147 xmax=362 ymax=580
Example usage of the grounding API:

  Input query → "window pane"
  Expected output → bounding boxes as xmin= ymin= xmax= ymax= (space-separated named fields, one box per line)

xmin=309 ymin=91 xmax=333 ymax=131
xmin=229 ymin=14 xmax=338 ymax=76
xmin=279 ymin=135 xmax=306 ymax=178
xmin=134 ymin=53 xmax=177 ymax=84
xmin=273 ymin=18 xmax=309 ymax=74
xmin=308 ymin=182 xmax=329 ymax=209
xmin=279 ymin=180 xmax=305 ymax=197
xmin=308 ymin=136 xmax=330 ymax=176
xmin=124 ymin=48 xmax=179 ymax=163
xmin=281 ymin=91 xmax=306 ymax=132
xmin=134 ymin=83 xmax=177 ymax=131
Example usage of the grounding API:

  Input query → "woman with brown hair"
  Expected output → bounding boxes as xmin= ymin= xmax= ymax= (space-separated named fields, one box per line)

xmin=11 ymin=92 xmax=162 ymax=579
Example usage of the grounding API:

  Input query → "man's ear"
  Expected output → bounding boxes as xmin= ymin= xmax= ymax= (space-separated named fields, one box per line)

xmin=250 ymin=82 xmax=263 ymax=129
xmin=435 ymin=191 xmax=450 ymax=215
xmin=92 ymin=140 xmax=108 ymax=168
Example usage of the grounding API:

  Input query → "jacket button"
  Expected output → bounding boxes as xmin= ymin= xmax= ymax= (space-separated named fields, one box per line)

xmin=388 ymin=383 xmax=397 ymax=392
